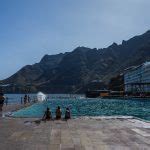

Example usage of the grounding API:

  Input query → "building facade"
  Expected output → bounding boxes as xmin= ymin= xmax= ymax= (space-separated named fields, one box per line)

xmin=124 ymin=62 xmax=150 ymax=94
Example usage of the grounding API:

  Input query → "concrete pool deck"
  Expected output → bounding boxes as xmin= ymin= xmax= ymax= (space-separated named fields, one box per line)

xmin=0 ymin=104 xmax=150 ymax=150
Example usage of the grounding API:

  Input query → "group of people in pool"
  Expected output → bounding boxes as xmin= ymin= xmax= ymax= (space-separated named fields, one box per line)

xmin=42 ymin=106 xmax=71 ymax=121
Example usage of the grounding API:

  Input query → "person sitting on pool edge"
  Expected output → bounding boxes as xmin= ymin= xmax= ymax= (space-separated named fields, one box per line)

xmin=42 ymin=107 xmax=52 ymax=121
xmin=55 ymin=106 xmax=62 ymax=119
xmin=65 ymin=107 xmax=71 ymax=120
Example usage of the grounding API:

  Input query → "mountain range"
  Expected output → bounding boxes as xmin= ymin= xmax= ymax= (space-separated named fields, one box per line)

xmin=1 ymin=30 xmax=150 ymax=93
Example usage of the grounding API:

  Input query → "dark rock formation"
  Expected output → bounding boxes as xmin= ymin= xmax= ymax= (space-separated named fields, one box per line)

xmin=1 ymin=30 xmax=150 ymax=93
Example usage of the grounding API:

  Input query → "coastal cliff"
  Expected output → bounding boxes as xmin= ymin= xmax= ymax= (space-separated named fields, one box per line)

xmin=1 ymin=31 xmax=150 ymax=93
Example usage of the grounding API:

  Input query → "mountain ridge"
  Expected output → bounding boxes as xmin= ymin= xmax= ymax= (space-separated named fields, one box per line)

xmin=1 ymin=30 xmax=150 ymax=93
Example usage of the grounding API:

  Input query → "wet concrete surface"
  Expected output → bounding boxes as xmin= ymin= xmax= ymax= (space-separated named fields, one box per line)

xmin=0 ymin=104 xmax=150 ymax=150
xmin=0 ymin=116 xmax=150 ymax=150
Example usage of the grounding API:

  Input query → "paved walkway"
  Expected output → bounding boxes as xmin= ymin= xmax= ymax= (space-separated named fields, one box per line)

xmin=2 ymin=103 xmax=32 ymax=112
xmin=0 ymin=117 xmax=150 ymax=150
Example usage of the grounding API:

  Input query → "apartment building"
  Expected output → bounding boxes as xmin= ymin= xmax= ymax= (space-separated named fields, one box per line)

xmin=124 ymin=62 xmax=150 ymax=94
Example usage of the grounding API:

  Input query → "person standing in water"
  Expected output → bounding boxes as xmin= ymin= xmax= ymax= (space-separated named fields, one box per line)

xmin=27 ymin=95 xmax=30 ymax=103
xmin=56 ymin=106 xmax=62 ymax=119
xmin=24 ymin=94 xmax=27 ymax=104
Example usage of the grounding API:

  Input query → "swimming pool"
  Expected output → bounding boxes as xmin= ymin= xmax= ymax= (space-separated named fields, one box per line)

xmin=12 ymin=98 xmax=150 ymax=121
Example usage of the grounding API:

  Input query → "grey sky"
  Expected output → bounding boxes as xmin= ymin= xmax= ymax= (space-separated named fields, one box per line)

xmin=0 ymin=0 xmax=150 ymax=79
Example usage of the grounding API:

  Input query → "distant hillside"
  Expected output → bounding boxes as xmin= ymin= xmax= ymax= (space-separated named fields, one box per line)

xmin=1 ymin=30 xmax=150 ymax=93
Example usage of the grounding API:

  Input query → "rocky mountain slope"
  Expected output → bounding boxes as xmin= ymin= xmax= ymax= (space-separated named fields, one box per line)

xmin=1 ymin=30 xmax=150 ymax=93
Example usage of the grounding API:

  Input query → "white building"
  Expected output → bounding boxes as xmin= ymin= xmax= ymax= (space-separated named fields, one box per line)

xmin=124 ymin=61 xmax=150 ymax=94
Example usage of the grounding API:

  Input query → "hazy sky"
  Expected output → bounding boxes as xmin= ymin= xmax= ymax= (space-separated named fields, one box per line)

xmin=0 ymin=0 xmax=150 ymax=79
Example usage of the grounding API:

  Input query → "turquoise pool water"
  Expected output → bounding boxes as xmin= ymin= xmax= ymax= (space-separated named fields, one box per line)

xmin=13 ymin=98 xmax=150 ymax=121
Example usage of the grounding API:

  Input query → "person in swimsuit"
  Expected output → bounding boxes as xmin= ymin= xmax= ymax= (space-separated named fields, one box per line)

xmin=0 ymin=93 xmax=5 ymax=111
xmin=65 ymin=107 xmax=71 ymax=119
xmin=43 ymin=107 xmax=52 ymax=121
xmin=55 ymin=106 xmax=62 ymax=119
